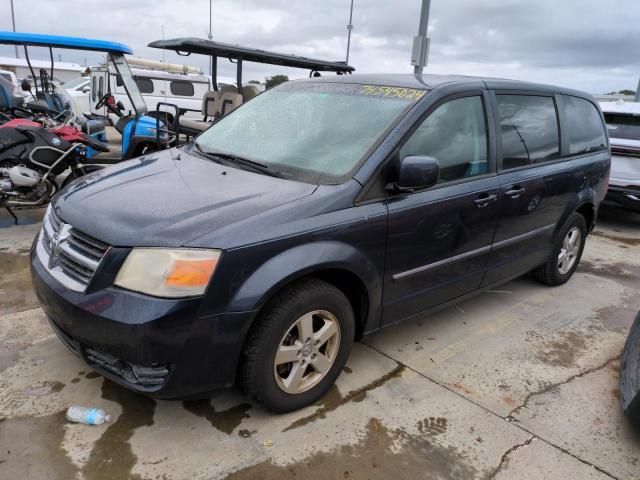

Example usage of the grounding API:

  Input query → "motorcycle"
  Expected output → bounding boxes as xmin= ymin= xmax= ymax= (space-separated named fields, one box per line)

xmin=0 ymin=117 xmax=108 ymax=223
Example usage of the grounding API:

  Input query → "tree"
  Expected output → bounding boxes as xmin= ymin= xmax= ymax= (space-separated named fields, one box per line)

xmin=619 ymin=89 xmax=636 ymax=96
xmin=265 ymin=75 xmax=289 ymax=89
xmin=248 ymin=80 xmax=261 ymax=84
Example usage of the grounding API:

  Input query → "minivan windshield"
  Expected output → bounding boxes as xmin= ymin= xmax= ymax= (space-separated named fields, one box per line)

xmin=195 ymin=82 xmax=424 ymax=184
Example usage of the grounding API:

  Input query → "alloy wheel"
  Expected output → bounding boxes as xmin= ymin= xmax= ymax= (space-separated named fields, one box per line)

xmin=273 ymin=310 xmax=341 ymax=394
xmin=557 ymin=226 xmax=582 ymax=275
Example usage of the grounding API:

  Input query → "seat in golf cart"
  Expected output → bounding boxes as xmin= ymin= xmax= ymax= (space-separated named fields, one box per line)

xmin=177 ymin=86 xmax=243 ymax=134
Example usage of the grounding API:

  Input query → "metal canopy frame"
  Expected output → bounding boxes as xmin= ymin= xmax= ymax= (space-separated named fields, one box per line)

xmin=148 ymin=37 xmax=355 ymax=91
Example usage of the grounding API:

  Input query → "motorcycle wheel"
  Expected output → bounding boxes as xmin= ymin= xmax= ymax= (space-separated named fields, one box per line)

xmin=621 ymin=311 xmax=640 ymax=425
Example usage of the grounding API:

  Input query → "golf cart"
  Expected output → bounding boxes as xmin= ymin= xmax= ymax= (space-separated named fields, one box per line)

xmin=147 ymin=37 xmax=354 ymax=140
xmin=0 ymin=32 xmax=169 ymax=161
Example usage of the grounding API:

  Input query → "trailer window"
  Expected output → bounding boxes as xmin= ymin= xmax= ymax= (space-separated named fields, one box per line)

xmin=92 ymin=76 xmax=96 ymax=101
xmin=170 ymin=81 xmax=194 ymax=97
xmin=135 ymin=77 xmax=154 ymax=94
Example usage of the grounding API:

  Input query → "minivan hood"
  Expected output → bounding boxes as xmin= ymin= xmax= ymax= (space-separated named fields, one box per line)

xmin=54 ymin=148 xmax=317 ymax=247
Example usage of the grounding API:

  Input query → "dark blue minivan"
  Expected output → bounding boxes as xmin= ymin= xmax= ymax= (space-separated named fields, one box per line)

xmin=31 ymin=74 xmax=610 ymax=412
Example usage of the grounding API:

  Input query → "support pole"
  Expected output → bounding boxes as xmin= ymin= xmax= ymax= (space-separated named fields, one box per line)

xmin=211 ymin=55 xmax=218 ymax=91
xmin=411 ymin=0 xmax=432 ymax=75
xmin=635 ymin=77 xmax=640 ymax=103
xmin=346 ymin=0 xmax=354 ymax=64
xmin=10 ymin=0 xmax=19 ymax=58
xmin=236 ymin=57 xmax=243 ymax=92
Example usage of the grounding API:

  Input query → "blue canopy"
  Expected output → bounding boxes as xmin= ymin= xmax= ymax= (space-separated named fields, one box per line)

xmin=0 ymin=31 xmax=132 ymax=54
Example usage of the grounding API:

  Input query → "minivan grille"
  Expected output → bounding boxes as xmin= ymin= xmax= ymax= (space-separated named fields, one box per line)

xmin=38 ymin=206 xmax=110 ymax=292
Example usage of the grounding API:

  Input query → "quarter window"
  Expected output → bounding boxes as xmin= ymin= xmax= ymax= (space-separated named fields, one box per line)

xmin=560 ymin=96 xmax=607 ymax=154
xmin=170 ymin=80 xmax=195 ymax=97
xmin=135 ymin=77 xmax=154 ymax=94
xmin=400 ymin=96 xmax=488 ymax=183
xmin=497 ymin=95 xmax=560 ymax=169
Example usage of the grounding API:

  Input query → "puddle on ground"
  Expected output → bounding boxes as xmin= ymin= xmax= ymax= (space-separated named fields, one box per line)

xmin=228 ymin=417 xmax=480 ymax=480
xmin=533 ymin=329 xmax=597 ymax=368
xmin=182 ymin=399 xmax=251 ymax=435
xmin=0 ymin=250 xmax=39 ymax=315
xmin=81 ymin=379 xmax=156 ymax=480
xmin=284 ymin=364 xmax=405 ymax=432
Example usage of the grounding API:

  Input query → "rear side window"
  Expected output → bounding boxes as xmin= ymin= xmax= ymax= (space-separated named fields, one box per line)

xmin=497 ymin=95 xmax=560 ymax=169
xmin=603 ymin=113 xmax=640 ymax=141
xmin=400 ymin=96 xmax=488 ymax=183
xmin=560 ymin=96 xmax=607 ymax=154
xmin=170 ymin=80 xmax=195 ymax=97
xmin=135 ymin=77 xmax=154 ymax=94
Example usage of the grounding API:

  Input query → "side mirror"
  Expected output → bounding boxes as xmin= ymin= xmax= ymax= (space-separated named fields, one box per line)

xmin=81 ymin=85 xmax=90 ymax=93
xmin=392 ymin=155 xmax=440 ymax=192
xmin=21 ymin=78 xmax=32 ymax=92
xmin=116 ymin=101 xmax=125 ymax=111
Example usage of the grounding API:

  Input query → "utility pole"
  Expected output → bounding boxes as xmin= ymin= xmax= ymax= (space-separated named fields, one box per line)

xmin=411 ymin=0 xmax=431 ymax=74
xmin=635 ymin=77 xmax=640 ymax=103
xmin=208 ymin=0 xmax=213 ymax=41
xmin=10 ymin=0 xmax=19 ymax=58
xmin=345 ymin=0 xmax=354 ymax=64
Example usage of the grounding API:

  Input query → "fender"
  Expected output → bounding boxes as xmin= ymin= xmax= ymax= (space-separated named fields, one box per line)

xmin=226 ymin=240 xmax=384 ymax=332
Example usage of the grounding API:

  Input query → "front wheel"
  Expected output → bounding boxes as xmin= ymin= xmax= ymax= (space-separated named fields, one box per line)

xmin=240 ymin=278 xmax=355 ymax=413
xmin=533 ymin=212 xmax=587 ymax=286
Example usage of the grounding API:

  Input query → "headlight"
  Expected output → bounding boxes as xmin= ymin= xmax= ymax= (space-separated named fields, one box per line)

xmin=114 ymin=248 xmax=221 ymax=298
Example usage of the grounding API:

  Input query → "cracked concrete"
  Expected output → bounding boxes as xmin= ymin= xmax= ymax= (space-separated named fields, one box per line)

xmin=0 ymin=204 xmax=639 ymax=479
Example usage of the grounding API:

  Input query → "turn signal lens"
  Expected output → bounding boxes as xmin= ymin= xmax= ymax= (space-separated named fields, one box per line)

xmin=114 ymin=248 xmax=221 ymax=298
xmin=164 ymin=258 xmax=218 ymax=287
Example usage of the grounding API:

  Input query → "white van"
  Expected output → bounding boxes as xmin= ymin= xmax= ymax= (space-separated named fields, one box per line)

xmin=89 ymin=65 xmax=211 ymax=124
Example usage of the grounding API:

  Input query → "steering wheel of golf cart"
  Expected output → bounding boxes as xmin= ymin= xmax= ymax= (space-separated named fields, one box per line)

xmin=95 ymin=93 xmax=114 ymax=110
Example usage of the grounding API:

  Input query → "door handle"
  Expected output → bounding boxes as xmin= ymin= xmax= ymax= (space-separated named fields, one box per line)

xmin=505 ymin=186 xmax=526 ymax=198
xmin=474 ymin=193 xmax=498 ymax=208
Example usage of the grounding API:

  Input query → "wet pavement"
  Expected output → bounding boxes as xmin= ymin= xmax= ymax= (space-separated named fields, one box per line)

xmin=0 ymin=204 xmax=639 ymax=479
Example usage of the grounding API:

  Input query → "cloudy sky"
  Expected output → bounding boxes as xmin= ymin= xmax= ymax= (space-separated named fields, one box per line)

xmin=1 ymin=0 xmax=639 ymax=93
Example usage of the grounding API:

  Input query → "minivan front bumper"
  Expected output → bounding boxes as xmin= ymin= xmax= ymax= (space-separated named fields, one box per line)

xmin=30 ymin=244 xmax=256 ymax=399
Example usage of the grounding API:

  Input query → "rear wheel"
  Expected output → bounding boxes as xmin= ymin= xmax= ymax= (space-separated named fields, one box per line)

xmin=622 ymin=312 xmax=640 ymax=424
xmin=240 ymin=278 xmax=354 ymax=413
xmin=533 ymin=212 xmax=587 ymax=286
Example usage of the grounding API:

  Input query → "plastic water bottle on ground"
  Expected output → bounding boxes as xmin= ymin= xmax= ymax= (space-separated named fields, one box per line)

xmin=66 ymin=406 xmax=111 ymax=425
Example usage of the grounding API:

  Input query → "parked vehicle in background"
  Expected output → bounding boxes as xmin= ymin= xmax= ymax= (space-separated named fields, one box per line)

xmin=599 ymin=101 xmax=640 ymax=212
xmin=63 ymin=76 xmax=90 ymax=113
xmin=0 ymin=55 xmax=84 ymax=84
xmin=32 ymin=74 xmax=610 ymax=412
xmin=621 ymin=311 xmax=640 ymax=425
xmin=88 ymin=59 xmax=211 ymax=125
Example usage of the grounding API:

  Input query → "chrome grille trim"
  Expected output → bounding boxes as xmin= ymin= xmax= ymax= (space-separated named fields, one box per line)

xmin=36 ymin=206 xmax=110 ymax=292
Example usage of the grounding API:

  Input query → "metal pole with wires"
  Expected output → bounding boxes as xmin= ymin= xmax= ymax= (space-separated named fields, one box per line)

xmin=10 ymin=0 xmax=19 ymax=58
xmin=345 ymin=0 xmax=354 ymax=64
xmin=411 ymin=0 xmax=431 ymax=75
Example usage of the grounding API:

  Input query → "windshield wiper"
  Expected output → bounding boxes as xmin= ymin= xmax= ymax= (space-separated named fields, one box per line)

xmin=194 ymin=144 xmax=281 ymax=178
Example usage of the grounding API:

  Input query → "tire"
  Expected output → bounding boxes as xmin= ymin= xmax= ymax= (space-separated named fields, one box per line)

xmin=240 ymin=278 xmax=355 ymax=413
xmin=533 ymin=212 xmax=587 ymax=286
xmin=622 ymin=311 xmax=640 ymax=425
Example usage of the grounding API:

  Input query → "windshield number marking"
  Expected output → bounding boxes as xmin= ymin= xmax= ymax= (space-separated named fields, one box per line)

xmin=360 ymin=85 xmax=426 ymax=100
